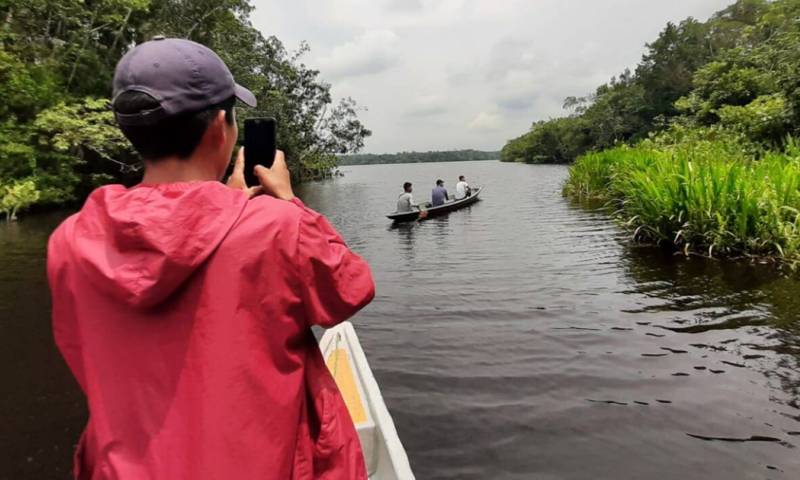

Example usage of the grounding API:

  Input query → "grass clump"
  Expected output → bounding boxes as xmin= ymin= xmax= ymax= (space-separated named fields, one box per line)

xmin=563 ymin=137 xmax=800 ymax=262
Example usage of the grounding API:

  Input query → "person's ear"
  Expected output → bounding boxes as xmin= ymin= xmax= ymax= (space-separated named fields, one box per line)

xmin=200 ymin=110 xmax=227 ymax=150
xmin=213 ymin=110 xmax=228 ymax=147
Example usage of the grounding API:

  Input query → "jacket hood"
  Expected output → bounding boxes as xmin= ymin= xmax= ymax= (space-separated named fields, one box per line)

xmin=68 ymin=182 xmax=248 ymax=308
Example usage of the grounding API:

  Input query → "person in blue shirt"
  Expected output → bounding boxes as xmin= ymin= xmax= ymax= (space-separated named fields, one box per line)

xmin=431 ymin=179 xmax=449 ymax=207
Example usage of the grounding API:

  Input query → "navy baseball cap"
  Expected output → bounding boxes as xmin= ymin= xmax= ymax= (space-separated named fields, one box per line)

xmin=112 ymin=36 xmax=256 ymax=126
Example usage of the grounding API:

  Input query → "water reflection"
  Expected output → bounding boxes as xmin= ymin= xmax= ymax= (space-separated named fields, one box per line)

xmin=0 ymin=211 xmax=85 ymax=479
xmin=619 ymin=243 xmax=800 ymax=438
xmin=388 ymin=222 xmax=418 ymax=262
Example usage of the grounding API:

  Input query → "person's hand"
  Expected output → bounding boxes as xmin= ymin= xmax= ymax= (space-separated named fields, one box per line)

xmin=254 ymin=150 xmax=295 ymax=201
xmin=226 ymin=147 xmax=262 ymax=198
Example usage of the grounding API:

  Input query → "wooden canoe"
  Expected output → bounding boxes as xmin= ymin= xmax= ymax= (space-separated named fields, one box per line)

xmin=387 ymin=187 xmax=483 ymax=223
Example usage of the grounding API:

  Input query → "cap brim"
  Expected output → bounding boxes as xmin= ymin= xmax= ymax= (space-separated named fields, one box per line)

xmin=234 ymin=83 xmax=257 ymax=107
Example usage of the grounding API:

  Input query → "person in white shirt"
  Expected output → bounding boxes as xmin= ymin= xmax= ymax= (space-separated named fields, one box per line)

xmin=455 ymin=175 xmax=471 ymax=199
xmin=396 ymin=182 xmax=416 ymax=212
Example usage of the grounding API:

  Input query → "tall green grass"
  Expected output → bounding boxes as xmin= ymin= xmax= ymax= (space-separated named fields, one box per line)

xmin=563 ymin=140 xmax=800 ymax=262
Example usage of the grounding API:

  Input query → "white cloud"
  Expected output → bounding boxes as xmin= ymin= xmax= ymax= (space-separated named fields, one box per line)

xmin=468 ymin=112 xmax=502 ymax=132
xmin=252 ymin=0 xmax=735 ymax=153
xmin=406 ymin=94 xmax=448 ymax=116
xmin=317 ymin=30 xmax=400 ymax=79
xmin=385 ymin=0 xmax=423 ymax=12
xmin=494 ymin=69 xmax=541 ymax=111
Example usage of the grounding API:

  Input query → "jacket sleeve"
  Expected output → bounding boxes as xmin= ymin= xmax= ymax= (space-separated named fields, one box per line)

xmin=293 ymin=198 xmax=375 ymax=328
xmin=47 ymin=223 xmax=88 ymax=394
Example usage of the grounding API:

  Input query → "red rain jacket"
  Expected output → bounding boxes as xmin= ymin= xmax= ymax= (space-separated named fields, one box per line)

xmin=47 ymin=182 xmax=375 ymax=479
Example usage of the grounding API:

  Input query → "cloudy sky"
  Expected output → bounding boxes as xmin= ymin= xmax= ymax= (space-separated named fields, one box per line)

xmin=251 ymin=0 xmax=732 ymax=154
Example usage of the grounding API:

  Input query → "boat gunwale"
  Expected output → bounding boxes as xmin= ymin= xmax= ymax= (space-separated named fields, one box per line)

xmin=320 ymin=322 xmax=415 ymax=480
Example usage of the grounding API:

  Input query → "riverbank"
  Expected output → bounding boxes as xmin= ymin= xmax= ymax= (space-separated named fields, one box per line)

xmin=563 ymin=140 xmax=800 ymax=265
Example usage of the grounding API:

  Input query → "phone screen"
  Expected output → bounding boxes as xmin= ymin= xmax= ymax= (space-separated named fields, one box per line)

xmin=244 ymin=117 xmax=277 ymax=186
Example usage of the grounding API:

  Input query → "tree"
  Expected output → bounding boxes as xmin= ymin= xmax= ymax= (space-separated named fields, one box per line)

xmin=0 ymin=0 xmax=372 ymax=218
xmin=500 ymin=117 xmax=590 ymax=164
xmin=33 ymin=98 xmax=134 ymax=204
xmin=0 ymin=179 xmax=40 ymax=221
xmin=501 ymin=0 xmax=800 ymax=164
xmin=635 ymin=18 xmax=715 ymax=121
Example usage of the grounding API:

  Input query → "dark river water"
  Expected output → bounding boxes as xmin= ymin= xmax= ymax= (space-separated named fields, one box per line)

xmin=2 ymin=160 xmax=800 ymax=479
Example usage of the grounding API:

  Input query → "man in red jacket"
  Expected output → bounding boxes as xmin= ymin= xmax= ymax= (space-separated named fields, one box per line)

xmin=47 ymin=37 xmax=374 ymax=479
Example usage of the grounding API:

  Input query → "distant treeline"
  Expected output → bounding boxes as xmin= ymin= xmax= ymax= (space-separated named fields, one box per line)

xmin=339 ymin=150 xmax=500 ymax=166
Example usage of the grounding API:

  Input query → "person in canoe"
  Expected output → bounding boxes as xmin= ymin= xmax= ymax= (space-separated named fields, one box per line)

xmin=396 ymin=182 xmax=417 ymax=212
xmin=431 ymin=179 xmax=450 ymax=207
xmin=455 ymin=175 xmax=471 ymax=199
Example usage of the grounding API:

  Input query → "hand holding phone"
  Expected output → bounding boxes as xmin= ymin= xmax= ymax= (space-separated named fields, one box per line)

xmin=253 ymin=151 xmax=295 ymax=201
xmin=244 ymin=117 xmax=277 ymax=187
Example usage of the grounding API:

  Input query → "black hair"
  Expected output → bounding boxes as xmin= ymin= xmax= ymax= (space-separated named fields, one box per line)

xmin=114 ymin=92 xmax=236 ymax=160
xmin=403 ymin=182 xmax=412 ymax=192
xmin=459 ymin=175 xmax=465 ymax=181
xmin=436 ymin=179 xmax=444 ymax=186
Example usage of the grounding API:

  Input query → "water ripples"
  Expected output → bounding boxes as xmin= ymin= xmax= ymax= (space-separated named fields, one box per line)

xmin=297 ymin=161 xmax=800 ymax=478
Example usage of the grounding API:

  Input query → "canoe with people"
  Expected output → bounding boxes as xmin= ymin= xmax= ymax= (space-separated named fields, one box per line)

xmin=387 ymin=175 xmax=482 ymax=223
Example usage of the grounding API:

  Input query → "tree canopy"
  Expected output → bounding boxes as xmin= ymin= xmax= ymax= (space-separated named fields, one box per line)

xmin=0 ymin=0 xmax=370 ymax=217
xmin=501 ymin=0 xmax=800 ymax=164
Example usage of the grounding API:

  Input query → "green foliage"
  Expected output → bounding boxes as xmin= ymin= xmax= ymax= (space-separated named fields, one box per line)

xmin=502 ymin=0 xmax=800 ymax=164
xmin=0 ymin=122 xmax=36 ymax=180
xmin=341 ymin=149 xmax=500 ymax=166
xmin=675 ymin=55 xmax=775 ymax=123
xmin=564 ymin=138 xmax=800 ymax=262
xmin=0 ymin=0 xmax=370 ymax=218
xmin=0 ymin=178 xmax=41 ymax=221
xmin=583 ymin=75 xmax=650 ymax=149
xmin=1 ymin=0 xmax=153 ymax=97
xmin=0 ymin=47 xmax=61 ymax=120
xmin=34 ymin=99 xmax=128 ymax=156
xmin=635 ymin=17 xmax=717 ymax=120
xmin=501 ymin=117 xmax=589 ymax=164
xmin=32 ymin=98 xmax=134 ymax=204
xmin=717 ymin=93 xmax=792 ymax=144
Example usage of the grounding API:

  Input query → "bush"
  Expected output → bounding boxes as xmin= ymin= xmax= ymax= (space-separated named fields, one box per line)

xmin=564 ymin=136 xmax=800 ymax=262
xmin=0 ymin=179 xmax=41 ymax=221
xmin=717 ymin=93 xmax=792 ymax=145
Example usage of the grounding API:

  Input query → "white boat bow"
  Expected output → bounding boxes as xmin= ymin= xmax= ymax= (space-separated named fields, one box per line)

xmin=320 ymin=322 xmax=415 ymax=480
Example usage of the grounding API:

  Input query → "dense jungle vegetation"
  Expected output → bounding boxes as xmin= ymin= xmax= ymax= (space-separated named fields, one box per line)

xmin=0 ymin=0 xmax=370 ymax=219
xmin=502 ymin=0 xmax=800 ymax=164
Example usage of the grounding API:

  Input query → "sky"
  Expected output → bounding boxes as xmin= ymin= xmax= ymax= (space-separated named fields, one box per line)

xmin=251 ymin=0 xmax=733 ymax=154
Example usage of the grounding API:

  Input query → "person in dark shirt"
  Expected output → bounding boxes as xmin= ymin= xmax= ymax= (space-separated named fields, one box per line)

xmin=431 ymin=179 xmax=449 ymax=206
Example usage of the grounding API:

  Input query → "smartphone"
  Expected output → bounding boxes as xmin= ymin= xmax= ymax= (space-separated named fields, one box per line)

xmin=244 ymin=117 xmax=277 ymax=186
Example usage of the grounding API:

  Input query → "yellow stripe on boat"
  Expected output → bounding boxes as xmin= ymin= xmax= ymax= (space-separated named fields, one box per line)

xmin=326 ymin=348 xmax=368 ymax=424
xmin=320 ymin=323 xmax=415 ymax=479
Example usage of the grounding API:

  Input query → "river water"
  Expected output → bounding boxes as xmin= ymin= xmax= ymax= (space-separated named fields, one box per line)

xmin=2 ymin=160 xmax=799 ymax=479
